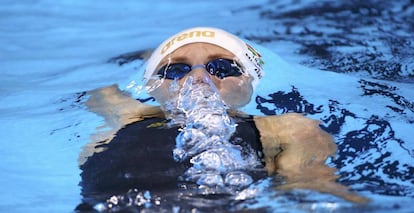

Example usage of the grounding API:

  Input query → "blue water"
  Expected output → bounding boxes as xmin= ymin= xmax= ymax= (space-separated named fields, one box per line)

xmin=0 ymin=0 xmax=413 ymax=212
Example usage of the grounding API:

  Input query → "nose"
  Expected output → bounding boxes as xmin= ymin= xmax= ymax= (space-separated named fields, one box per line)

xmin=185 ymin=65 xmax=212 ymax=84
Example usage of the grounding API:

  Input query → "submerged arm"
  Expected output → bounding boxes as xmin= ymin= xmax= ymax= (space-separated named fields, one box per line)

xmin=254 ymin=113 xmax=368 ymax=203
xmin=86 ymin=84 xmax=163 ymax=128
xmin=79 ymin=85 xmax=163 ymax=165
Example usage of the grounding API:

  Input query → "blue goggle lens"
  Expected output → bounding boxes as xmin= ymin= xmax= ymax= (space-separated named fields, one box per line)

xmin=157 ymin=58 xmax=242 ymax=80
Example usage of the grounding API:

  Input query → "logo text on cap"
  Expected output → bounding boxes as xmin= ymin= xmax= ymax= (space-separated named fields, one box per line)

xmin=161 ymin=30 xmax=215 ymax=54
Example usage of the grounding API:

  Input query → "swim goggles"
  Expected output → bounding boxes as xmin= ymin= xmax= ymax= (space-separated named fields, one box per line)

xmin=156 ymin=58 xmax=243 ymax=80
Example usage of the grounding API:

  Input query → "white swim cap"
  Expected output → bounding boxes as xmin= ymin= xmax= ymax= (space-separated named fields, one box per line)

xmin=143 ymin=27 xmax=264 ymax=87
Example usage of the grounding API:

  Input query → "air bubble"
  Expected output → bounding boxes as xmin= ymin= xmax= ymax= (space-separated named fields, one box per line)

xmin=162 ymin=76 xmax=261 ymax=194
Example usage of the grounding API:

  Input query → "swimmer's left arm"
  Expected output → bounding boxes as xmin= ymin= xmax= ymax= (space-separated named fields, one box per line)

xmin=254 ymin=113 xmax=369 ymax=203
xmin=254 ymin=113 xmax=337 ymax=174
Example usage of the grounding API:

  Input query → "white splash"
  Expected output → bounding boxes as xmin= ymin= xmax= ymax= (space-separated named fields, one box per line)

xmin=163 ymin=76 xmax=260 ymax=194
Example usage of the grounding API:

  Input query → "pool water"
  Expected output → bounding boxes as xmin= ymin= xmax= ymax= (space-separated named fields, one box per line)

xmin=0 ymin=0 xmax=413 ymax=212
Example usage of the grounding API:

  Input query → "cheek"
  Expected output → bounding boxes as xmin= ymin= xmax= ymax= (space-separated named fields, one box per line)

xmin=216 ymin=78 xmax=253 ymax=107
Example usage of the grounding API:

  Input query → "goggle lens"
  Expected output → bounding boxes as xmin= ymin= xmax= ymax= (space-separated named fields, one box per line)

xmin=206 ymin=59 xmax=242 ymax=79
xmin=158 ymin=63 xmax=191 ymax=80
xmin=157 ymin=58 xmax=242 ymax=80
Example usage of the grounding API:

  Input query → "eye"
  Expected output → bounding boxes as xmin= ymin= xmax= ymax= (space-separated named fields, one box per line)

xmin=157 ymin=63 xmax=192 ymax=80
xmin=206 ymin=59 xmax=243 ymax=79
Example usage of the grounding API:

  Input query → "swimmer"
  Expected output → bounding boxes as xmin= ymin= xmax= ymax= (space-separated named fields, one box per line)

xmin=77 ymin=27 xmax=368 ymax=211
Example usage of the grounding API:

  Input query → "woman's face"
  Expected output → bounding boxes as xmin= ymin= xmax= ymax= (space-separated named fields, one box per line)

xmin=146 ymin=43 xmax=254 ymax=109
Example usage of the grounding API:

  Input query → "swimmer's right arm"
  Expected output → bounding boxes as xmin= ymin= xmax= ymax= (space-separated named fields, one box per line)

xmin=86 ymin=85 xmax=164 ymax=128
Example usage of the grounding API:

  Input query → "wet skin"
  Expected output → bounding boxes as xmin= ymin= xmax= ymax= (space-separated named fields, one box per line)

xmin=146 ymin=43 xmax=254 ymax=109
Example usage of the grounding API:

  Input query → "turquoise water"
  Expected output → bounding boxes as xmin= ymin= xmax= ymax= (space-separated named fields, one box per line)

xmin=0 ymin=0 xmax=413 ymax=212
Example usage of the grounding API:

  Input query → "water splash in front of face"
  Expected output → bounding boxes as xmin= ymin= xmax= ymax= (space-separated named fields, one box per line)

xmin=163 ymin=76 xmax=260 ymax=195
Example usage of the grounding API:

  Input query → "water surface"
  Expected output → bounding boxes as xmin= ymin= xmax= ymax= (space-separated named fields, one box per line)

xmin=0 ymin=0 xmax=413 ymax=212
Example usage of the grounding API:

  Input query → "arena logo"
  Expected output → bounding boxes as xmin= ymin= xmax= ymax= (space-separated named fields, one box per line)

xmin=160 ymin=30 xmax=215 ymax=54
